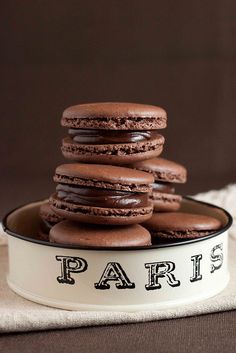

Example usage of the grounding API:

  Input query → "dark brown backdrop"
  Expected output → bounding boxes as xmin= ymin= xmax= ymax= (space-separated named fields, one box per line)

xmin=1 ymin=0 xmax=236 ymax=217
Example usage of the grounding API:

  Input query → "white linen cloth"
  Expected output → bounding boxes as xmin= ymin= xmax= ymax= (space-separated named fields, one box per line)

xmin=0 ymin=184 xmax=236 ymax=333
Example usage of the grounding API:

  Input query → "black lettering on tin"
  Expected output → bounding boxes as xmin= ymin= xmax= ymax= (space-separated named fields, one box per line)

xmin=190 ymin=254 xmax=203 ymax=282
xmin=94 ymin=262 xmax=135 ymax=290
xmin=210 ymin=243 xmax=223 ymax=273
xmin=145 ymin=261 xmax=180 ymax=290
xmin=56 ymin=255 xmax=88 ymax=284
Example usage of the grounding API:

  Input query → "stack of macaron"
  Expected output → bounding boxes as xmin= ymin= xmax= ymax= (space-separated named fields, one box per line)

xmin=131 ymin=156 xmax=221 ymax=243
xmin=131 ymin=157 xmax=187 ymax=212
xmin=39 ymin=102 xmax=166 ymax=246
xmin=39 ymin=102 xmax=222 ymax=246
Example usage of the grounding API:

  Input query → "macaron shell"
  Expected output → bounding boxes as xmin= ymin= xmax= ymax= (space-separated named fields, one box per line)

xmin=39 ymin=201 xmax=63 ymax=223
xmin=49 ymin=221 xmax=152 ymax=247
xmin=152 ymin=192 xmax=182 ymax=212
xmin=61 ymin=135 xmax=164 ymax=165
xmin=142 ymin=212 xmax=222 ymax=240
xmin=61 ymin=102 xmax=167 ymax=130
xmin=54 ymin=163 xmax=154 ymax=192
xmin=131 ymin=157 xmax=187 ymax=183
xmin=151 ymin=230 xmax=219 ymax=240
xmin=50 ymin=194 xmax=153 ymax=225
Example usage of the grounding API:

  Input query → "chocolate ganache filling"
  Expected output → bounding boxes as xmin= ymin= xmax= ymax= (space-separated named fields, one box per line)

xmin=152 ymin=182 xmax=175 ymax=194
xmin=68 ymin=129 xmax=159 ymax=144
xmin=56 ymin=184 xmax=149 ymax=208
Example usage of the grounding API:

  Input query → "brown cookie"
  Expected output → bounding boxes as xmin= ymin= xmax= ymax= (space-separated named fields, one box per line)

xmin=49 ymin=221 xmax=151 ymax=247
xmin=50 ymin=163 xmax=154 ymax=225
xmin=142 ymin=212 xmax=222 ymax=243
xmin=39 ymin=201 xmax=64 ymax=240
xmin=61 ymin=102 xmax=167 ymax=164
xmin=131 ymin=158 xmax=187 ymax=212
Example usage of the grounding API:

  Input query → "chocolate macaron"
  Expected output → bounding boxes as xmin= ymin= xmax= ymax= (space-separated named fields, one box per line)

xmin=39 ymin=201 xmax=64 ymax=240
xmin=61 ymin=102 xmax=166 ymax=165
xmin=49 ymin=221 xmax=151 ymax=247
xmin=50 ymin=163 xmax=154 ymax=225
xmin=132 ymin=158 xmax=187 ymax=212
xmin=143 ymin=212 xmax=222 ymax=242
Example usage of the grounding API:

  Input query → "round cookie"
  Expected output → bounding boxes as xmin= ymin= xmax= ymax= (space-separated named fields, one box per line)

xmin=132 ymin=158 xmax=187 ymax=212
xmin=142 ymin=212 xmax=222 ymax=242
xmin=39 ymin=201 xmax=64 ymax=240
xmin=61 ymin=102 xmax=167 ymax=165
xmin=50 ymin=163 xmax=154 ymax=225
xmin=49 ymin=221 xmax=151 ymax=247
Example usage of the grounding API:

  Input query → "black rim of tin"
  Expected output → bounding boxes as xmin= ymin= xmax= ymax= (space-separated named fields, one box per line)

xmin=2 ymin=197 xmax=233 ymax=251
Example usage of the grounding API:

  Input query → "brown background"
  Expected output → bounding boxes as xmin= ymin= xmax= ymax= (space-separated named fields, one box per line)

xmin=1 ymin=0 xmax=236 ymax=218
xmin=0 ymin=1 xmax=236 ymax=350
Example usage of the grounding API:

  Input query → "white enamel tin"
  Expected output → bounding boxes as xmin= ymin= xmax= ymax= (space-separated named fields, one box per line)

xmin=3 ymin=198 xmax=232 ymax=311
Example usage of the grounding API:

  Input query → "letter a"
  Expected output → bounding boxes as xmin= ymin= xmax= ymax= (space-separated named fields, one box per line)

xmin=94 ymin=262 xmax=135 ymax=290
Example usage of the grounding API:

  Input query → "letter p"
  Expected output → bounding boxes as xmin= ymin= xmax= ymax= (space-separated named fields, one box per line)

xmin=56 ymin=255 xmax=88 ymax=285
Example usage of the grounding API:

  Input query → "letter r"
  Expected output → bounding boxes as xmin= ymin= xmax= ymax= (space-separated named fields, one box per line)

xmin=145 ymin=261 xmax=180 ymax=290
